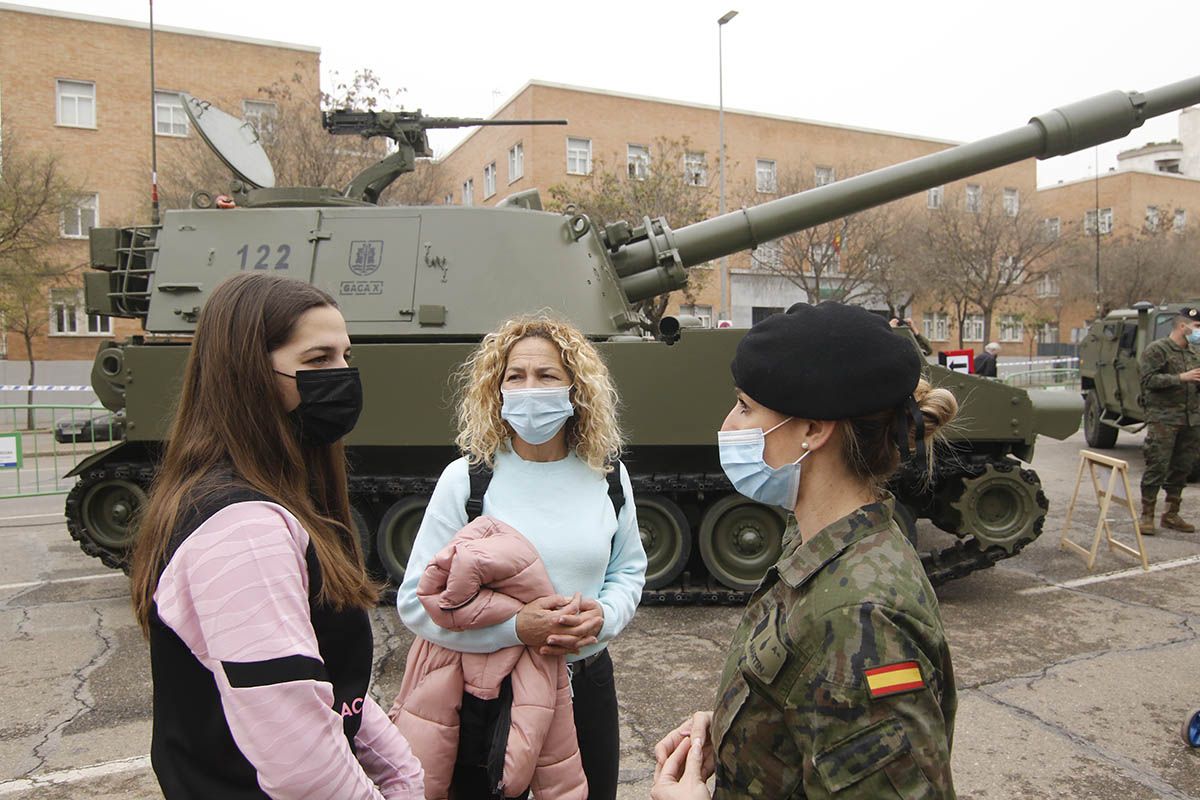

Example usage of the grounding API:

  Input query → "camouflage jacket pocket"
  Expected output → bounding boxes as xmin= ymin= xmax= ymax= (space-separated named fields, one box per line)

xmin=814 ymin=717 xmax=917 ymax=794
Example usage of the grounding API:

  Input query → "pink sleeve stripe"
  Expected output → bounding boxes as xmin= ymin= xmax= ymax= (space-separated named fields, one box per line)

xmin=355 ymin=697 xmax=425 ymax=800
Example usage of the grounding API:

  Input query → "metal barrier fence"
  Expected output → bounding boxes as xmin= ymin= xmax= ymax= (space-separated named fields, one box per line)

xmin=0 ymin=404 xmax=123 ymax=499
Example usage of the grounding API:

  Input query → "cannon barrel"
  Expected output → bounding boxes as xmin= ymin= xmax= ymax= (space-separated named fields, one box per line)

xmin=611 ymin=76 xmax=1200 ymax=297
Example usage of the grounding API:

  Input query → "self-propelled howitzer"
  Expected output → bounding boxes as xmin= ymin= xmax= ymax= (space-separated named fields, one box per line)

xmin=70 ymin=76 xmax=1200 ymax=598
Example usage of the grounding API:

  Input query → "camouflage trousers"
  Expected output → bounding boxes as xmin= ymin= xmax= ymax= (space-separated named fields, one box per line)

xmin=1141 ymin=423 xmax=1200 ymax=497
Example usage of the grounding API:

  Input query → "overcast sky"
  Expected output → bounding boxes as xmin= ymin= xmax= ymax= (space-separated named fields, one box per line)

xmin=18 ymin=0 xmax=1200 ymax=187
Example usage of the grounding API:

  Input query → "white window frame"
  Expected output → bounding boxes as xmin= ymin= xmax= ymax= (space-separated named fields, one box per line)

xmin=1145 ymin=205 xmax=1160 ymax=230
xmin=814 ymin=166 xmax=835 ymax=187
xmin=927 ymin=186 xmax=944 ymax=210
xmin=508 ymin=142 xmax=524 ymax=183
xmin=1085 ymin=208 xmax=1114 ymax=235
xmin=483 ymin=162 xmax=497 ymax=199
xmin=56 ymin=79 xmax=96 ymax=128
xmin=566 ymin=137 xmax=592 ymax=175
xmin=809 ymin=242 xmax=840 ymax=274
xmin=753 ymin=241 xmax=782 ymax=270
xmin=1035 ymin=272 xmax=1060 ymax=298
xmin=50 ymin=288 xmax=112 ymax=337
xmin=679 ymin=303 xmax=713 ymax=328
xmin=242 ymin=100 xmax=278 ymax=142
xmin=627 ymin=144 xmax=650 ymax=181
xmin=61 ymin=193 xmax=98 ymax=239
xmin=1003 ymin=188 xmax=1019 ymax=217
xmin=965 ymin=184 xmax=982 ymax=213
xmin=963 ymin=314 xmax=985 ymax=343
xmin=154 ymin=91 xmax=188 ymax=137
xmin=1043 ymin=217 xmax=1060 ymax=240
xmin=999 ymin=314 xmax=1024 ymax=343
xmin=1174 ymin=208 xmax=1187 ymax=231
xmin=1039 ymin=322 xmax=1059 ymax=343
xmin=922 ymin=312 xmax=949 ymax=342
xmin=755 ymin=159 xmax=777 ymax=193
xmin=443 ymin=193 xmax=454 ymax=205
xmin=683 ymin=152 xmax=707 ymax=187
xmin=462 ymin=178 xmax=474 ymax=207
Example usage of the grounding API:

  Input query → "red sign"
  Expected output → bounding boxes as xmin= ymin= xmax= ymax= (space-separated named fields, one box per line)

xmin=939 ymin=349 xmax=975 ymax=374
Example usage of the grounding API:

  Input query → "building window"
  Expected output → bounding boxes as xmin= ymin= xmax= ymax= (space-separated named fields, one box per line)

xmin=965 ymin=184 xmax=982 ymax=213
xmin=154 ymin=91 xmax=188 ymax=137
xmin=242 ymin=100 xmax=277 ymax=142
xmin=1035 ymin=272 xmax=1060 ymax=298
xmin=1038 ymin=323 xmax=1059 ymax=343
xmin=999 ymin=314 xmax=1024 ymax=343
xmin=1043 ymin=217 xmax=1060 ymax=240
xmin=922 ymin=312 xmax=950 ymax=342
xmin=508 ymin=142 xmax=524 ymax=183
xmin=755 ymin=159 xmax=777 ymax=193
xmin=1174 ymin=208 xmax=1187 ymax=231
xmin=963 ymin=314 xmax=985 ymax=342
xmin=50 ymin=288 xmax=111 ymax=336
xmin=627 ymin=144 xmax=650 ymax=181
xmin=61 ymin=193 xmax=98 ymax=239
xmin=56 ymin=79 xmax=96 ymax=128
xmin=462 ymin=178 xmax=474 ymax=207
xmin=1145 ymin=205 xmax=1160 ymax=230
xmin=679 ymin=303 xmax=713 ymax=328
xmin=443 ymin=193 xmax=454 ymax=205
xmin=1084 ymin=208 xmax=1113 ymax=235
xmin=1070 ymin=326 xmax=1089 ymax=344
xmin=566 ymin=137 xmax=592 ymax=175
xmin=753 ymin=241 xmax=781 ymax=270
xmin=684 ymin=152 xmax=707 ymax=187
xmin=814 ymin=166 xmax=835 ymax=186
xmin=809 ymin=243 xmax=840 ymax=274
xmin=752 ymin=306 xmax=785 ymax=326
xmin=1003 ymin=188 xmax=1019 ymax=217
xmin=927 ymin=186 xmax=943 ymax=210
xmin=483 ymin=162 xmax=497 ymax=199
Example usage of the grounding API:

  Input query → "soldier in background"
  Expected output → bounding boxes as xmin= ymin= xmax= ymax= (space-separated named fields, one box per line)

xmin=890 ymin=317 xmax=934 ymax=357
xmin=1138 ymin=306 xmax=1200 ymax=533
xmin=652 ymin=303 xmax=959 ymax=800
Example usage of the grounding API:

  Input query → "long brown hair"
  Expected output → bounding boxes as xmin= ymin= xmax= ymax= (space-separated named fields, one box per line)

xmin=131 ymin=273 xmax=376 ymax=633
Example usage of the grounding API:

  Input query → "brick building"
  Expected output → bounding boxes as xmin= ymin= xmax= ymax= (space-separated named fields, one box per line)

xmin=438 ymin=80 xmax=1035 ymax=334
xmin=0 ymin=2 xmax=320 ymax=361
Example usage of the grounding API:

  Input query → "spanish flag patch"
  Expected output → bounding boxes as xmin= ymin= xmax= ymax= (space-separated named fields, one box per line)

xmin=864 ymin=661 xmax=924 ymax=699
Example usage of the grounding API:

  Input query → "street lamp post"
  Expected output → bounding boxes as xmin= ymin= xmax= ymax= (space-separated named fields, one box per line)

xmin=718 ymin=9 xmax=737 ymax=325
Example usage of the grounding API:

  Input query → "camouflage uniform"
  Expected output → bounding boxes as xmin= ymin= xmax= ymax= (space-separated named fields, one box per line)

xmin=711 ymin=495 xmax=956 ymax=799
xmin=1138 ymin=336 xmax=1200 ymax=497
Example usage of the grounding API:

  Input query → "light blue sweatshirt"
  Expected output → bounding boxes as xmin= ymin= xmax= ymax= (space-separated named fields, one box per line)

xmin=397 ymin=448 xmax=646 ymax=662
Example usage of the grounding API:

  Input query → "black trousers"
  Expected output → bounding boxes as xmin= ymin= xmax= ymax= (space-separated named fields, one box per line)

xmin=450 ymin=649 xmax=620 ymax=800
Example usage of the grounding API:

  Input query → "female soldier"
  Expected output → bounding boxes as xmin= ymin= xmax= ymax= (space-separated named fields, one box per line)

xmin=652 ymin=301 xmax=958 ymax=800
xmin=131 ymin=274 xmax=424 ymax=799
xmin=397 ymin=313 xmax=646 ymax=800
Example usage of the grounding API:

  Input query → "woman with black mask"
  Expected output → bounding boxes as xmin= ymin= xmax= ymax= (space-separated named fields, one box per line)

xmin=130 ymin=273 xmax=424 ymax=799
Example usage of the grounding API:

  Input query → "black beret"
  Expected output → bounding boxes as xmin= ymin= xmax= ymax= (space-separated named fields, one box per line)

xmin=730 ymin=302 xmax=922 ymax=420
xmin=1179 ymin=307 xmax=1199 ymax=321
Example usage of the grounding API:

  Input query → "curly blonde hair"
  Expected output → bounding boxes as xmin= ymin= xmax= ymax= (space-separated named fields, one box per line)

xmin=454 ymin=313 xmax=623 ymax=473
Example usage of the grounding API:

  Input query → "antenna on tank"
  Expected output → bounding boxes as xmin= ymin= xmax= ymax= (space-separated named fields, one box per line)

xmin=148 ymin=0 xmax=161 ymax=225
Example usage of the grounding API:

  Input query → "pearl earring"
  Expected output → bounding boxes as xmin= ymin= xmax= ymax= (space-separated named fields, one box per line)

xmin=802 ymin=442 xmax=810 ymax=450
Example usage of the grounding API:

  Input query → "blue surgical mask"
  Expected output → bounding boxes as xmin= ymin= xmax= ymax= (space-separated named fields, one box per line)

xmin=1188 ymin=328 xmax=1200 ymax=346
xmin=501 ymin=386 xmax=574 ymax=445
xmin=718 ymin=418 xmax=812 ymax=510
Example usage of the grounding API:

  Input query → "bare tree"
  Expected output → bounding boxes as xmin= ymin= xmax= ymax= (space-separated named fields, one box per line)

xmin=546 ymin=137 xmax=716 ymax=324
xmin=0 ymin=133 xmax=80 ymax=261
xmin=737 ymin=165 xmax=915 ymax=309
xmin=919 ymin=189 xmax=1066 ymax=344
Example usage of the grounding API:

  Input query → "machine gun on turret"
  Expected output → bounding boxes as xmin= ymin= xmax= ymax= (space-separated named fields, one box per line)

xmin=321 ymin=110 xmax=566 ymax=203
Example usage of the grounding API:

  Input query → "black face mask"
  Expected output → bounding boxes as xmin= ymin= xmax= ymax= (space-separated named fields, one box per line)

xmin=275 ymin=367 xmax=363 ymax=446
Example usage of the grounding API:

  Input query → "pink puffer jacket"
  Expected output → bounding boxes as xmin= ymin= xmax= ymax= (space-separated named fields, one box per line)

xmin=388 ymin=516 xmax=586 ymax=800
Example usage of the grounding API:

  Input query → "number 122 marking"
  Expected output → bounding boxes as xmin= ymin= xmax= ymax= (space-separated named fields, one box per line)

xmin=237 ymin=244 xmax=291 ymax=270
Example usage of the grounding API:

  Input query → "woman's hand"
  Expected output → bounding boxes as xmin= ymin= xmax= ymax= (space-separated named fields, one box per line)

xmin=651 ymin=737 xmax=711 ymax=800
xmin=541 ymin=597 xmax=604 ymax=656
xmin=654 ymin=712 xmax=714 ymax=782
xmin=516 ymin=593 xmax=577 ymax=648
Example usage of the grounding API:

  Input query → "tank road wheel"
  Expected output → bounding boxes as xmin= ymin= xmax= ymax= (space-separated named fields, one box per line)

xmin=376 ymin=497 xmax=428 ymax=584
xmin=698 ymin=495 xmax=785 ymax=591
xmin=944 ymin=463 xmax=1047 ymax=553
xmin=635 ymin=495 xmax=691 ymax=590
xmin=1084 ymin=389 xmax=1119 ymax=449
xmin=67 ymin=476 xmax=149 ymax=571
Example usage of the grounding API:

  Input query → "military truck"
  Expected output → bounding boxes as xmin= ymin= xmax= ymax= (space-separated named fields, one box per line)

xmin=66 ymin=76 xmax=1200 ymax=598
xmin=1080 ymin=302 xmax=1200 ymax=481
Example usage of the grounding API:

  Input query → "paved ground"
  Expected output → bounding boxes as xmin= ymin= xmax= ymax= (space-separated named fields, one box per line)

xmin=2 ymin=429 xmax=1199 ymax=798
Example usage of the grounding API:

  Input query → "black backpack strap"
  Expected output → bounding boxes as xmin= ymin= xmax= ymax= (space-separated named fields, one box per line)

xmin=606 ymin=460 xmax=626 ymax=516
xmin=465 ymin=462 xmax=493 ymax=522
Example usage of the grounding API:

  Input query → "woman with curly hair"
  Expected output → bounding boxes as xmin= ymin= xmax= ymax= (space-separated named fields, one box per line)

xmin=397 ymin=313 xmax=646 ymax=800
